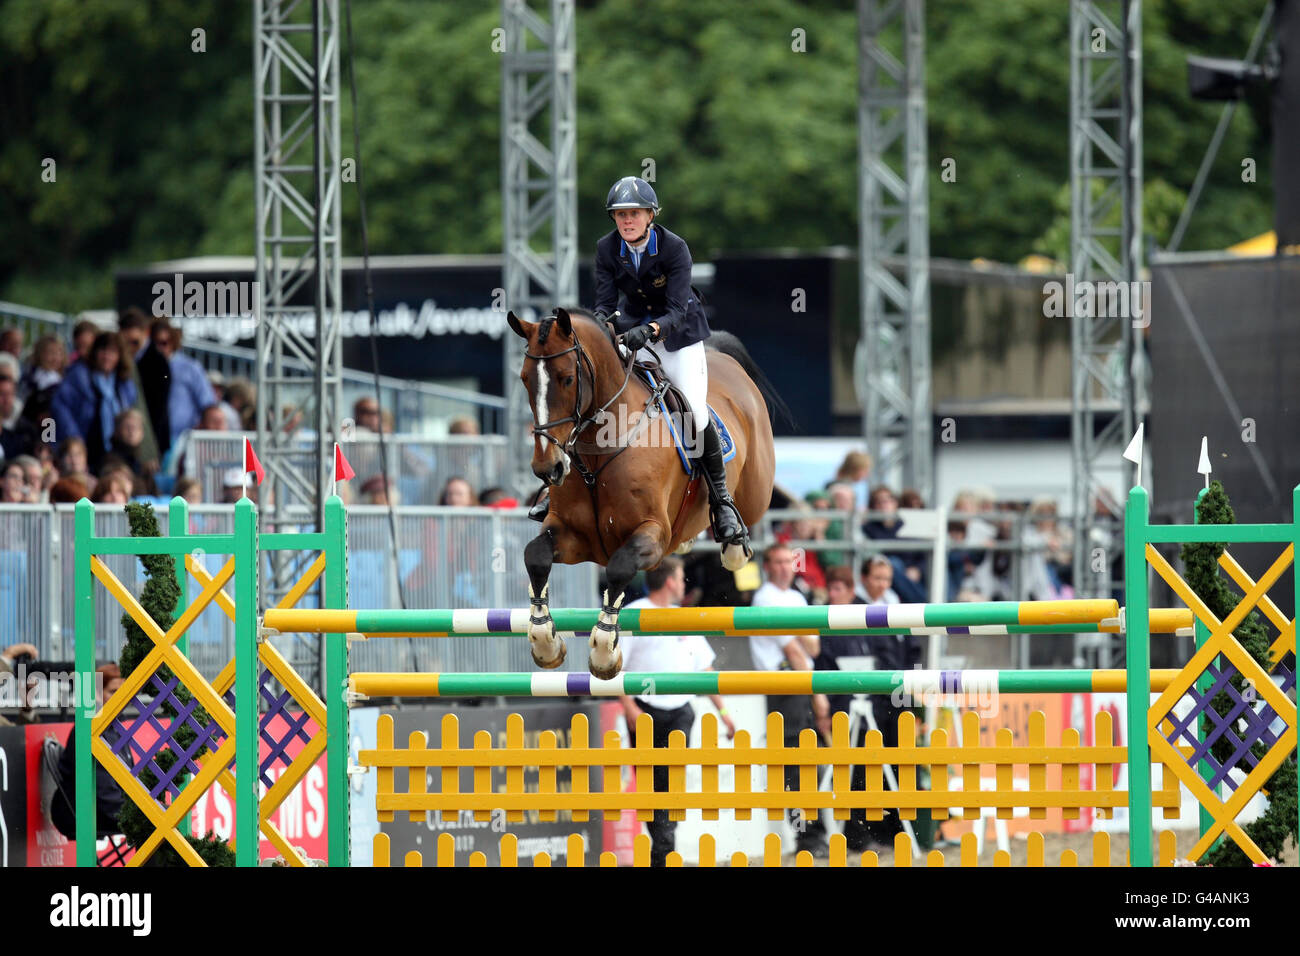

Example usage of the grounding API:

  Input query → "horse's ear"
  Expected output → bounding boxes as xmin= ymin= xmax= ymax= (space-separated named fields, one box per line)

xmin=507 ymin=311 xmax=531 ymax=339
xmin=554 ymin=308 xmax=573 ymax=338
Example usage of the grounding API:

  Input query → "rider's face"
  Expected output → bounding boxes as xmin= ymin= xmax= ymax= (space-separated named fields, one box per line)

xmin=613 ymin=208 xmax=653 ymax=241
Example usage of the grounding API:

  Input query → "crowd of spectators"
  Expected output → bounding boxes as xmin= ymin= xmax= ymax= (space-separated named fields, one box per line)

xmin=763 ymin=451 xmax=1076 ymax=608
xmin=0 ymin=312 xmax=246 ymax=505
xmin=0 ymin=313 xmax=520 ymax=520
xmin=944 ymin=488 xmax=1075 ymax=601
xmin=2 ymin=313 xmax=1078 ymax=608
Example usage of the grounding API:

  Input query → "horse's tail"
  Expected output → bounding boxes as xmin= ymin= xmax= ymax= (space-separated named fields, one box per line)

xmin=706 ymin=330 xmax=796 ymax=430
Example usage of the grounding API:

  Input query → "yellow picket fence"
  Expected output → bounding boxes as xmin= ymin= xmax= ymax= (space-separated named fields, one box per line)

xmin=359 ymin=708 xmax=1191 ymax=867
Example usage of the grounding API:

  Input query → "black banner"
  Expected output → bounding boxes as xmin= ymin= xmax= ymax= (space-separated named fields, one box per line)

xmin=0 ymin=724 xmax=27 ymax=867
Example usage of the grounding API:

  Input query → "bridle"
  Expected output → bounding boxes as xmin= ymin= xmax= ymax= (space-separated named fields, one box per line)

xmin=524 ymin=322 xmax=659 ymax=488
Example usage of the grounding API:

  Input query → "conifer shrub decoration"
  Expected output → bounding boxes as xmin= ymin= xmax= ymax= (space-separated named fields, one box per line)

xmin=1180 ymin=481 xmax=1297 ymax=866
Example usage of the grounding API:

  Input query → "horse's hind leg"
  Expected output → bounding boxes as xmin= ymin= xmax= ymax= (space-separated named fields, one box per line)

xmin=590 ymin=524 xmax=665 ymax=679
xmin=524 ymin=528 xmax=566 ymax=669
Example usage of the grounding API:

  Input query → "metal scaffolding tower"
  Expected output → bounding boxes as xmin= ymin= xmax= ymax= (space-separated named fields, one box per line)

xmin=1069 ymin=0 xmax=1144 ymax=608
xmin=254 ymin=0 xmax=344 ymax=605
xmin=857 ymin=0 xmax=933 ymax=501
xmin=501 ymin=0 xmax=578 ymax=495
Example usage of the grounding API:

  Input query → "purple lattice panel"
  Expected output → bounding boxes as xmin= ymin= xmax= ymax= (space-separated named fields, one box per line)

xmin=256 ymin=669 xmax=315 ymax=788
xmin=103 ymin=673 xmax=224 ymax=801
xmin=210 ymin=669 xmax=317 ymax=788
xmin=1158 ymin=656 xmax=1287 ymax=792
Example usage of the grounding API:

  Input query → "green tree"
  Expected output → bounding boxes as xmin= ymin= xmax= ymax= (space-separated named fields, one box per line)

xmin=0 ymin=0 xmax=254 ymax=310
xmin=0 ymin=0 xmax=1276 ymax=312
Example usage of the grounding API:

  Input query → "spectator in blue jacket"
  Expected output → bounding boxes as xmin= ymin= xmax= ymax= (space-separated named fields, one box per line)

xmin=51 ymin=332 xmax=138 ymax=473
xmin=145 ymin=321 xmax=217 ymax=451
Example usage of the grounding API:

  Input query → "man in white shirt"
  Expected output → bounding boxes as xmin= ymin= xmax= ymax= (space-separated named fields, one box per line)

xmin=749 ymin=543 xmax=830 ymax=856
xmin=619 ymin=555 xmax=736 ymax=867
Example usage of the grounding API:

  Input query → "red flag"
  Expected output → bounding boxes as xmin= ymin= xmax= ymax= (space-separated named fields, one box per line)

xmin=334 ymin=443 xmax=355 ymax=483
xmin=244 ymin=438 xmax=264 ymax=486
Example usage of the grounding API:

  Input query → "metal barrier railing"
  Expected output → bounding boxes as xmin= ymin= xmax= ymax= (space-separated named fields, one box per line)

xmin=178 ymin=432 xmax=515 ymax=507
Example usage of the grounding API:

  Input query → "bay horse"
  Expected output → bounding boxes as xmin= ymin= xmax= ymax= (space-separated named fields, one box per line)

xmin=507 ymin=306 xmax=784 ymax=678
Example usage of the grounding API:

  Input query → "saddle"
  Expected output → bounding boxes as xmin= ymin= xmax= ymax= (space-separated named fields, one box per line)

xmin=635 ymin=358 xmax=699 ymax=447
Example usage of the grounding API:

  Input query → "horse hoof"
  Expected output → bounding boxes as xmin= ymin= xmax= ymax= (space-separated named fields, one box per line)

xmin=589 ymin=650 xmax=623 ymax=681
xmin=721 ymin=539 xmax=752 ymax=571
xmin=528 ymin=613 xmax=565 ymax=669
xmin=531 ymin=641 xmax=567 ymax=670
xmin=673 ymin=538 xmax=695 ymax=555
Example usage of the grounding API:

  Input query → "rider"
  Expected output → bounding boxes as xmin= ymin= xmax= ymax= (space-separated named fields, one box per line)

xmin=528 ymin=175 xmax=747 ymax=551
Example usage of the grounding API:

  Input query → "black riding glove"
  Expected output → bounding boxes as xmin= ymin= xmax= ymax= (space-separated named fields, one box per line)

xmin=620 ymin=323 xmax=655 ymax=352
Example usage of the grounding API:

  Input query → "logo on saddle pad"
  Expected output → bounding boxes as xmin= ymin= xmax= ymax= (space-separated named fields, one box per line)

xmin=651 ymin=275 xmax=667 ymax=288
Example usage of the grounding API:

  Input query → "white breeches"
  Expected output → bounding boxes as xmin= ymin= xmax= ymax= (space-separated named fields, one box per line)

xmin=637 ymin=340 xmax=709 ymax=437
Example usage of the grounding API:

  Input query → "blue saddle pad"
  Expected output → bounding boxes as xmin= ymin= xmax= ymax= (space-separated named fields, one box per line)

xmin=637 ymin=369 xmax=736 ymax=475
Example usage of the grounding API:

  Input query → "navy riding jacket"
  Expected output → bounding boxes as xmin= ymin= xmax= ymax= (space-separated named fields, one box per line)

xmin=592 ymin=224 xmax=710 ymax=352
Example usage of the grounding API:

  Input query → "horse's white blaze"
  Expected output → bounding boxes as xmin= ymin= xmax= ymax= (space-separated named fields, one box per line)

xmin=534 ymin=361 xmax=550 ymax=436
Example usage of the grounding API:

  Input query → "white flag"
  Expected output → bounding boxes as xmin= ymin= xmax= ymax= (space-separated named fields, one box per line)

xmin=1123 ymin=423 xmax=1145 ymax=488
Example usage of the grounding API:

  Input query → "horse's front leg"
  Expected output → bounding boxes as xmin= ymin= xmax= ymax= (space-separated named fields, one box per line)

xmin=590 ymin=523 xmax=667 ymax=679
xmin=524 ymin=527 xmax=566 ymax=669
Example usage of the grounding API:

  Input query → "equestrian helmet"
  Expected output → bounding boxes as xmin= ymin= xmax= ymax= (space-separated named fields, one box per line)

xmin=605 ymin=176 xmax=659 ymax=217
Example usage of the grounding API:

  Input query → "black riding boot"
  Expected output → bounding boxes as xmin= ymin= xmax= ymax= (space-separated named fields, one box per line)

xmin=528 ymin=487 xmax=550 ymax=522
xmin=697 ymin=420 xmax=747 ymax=546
